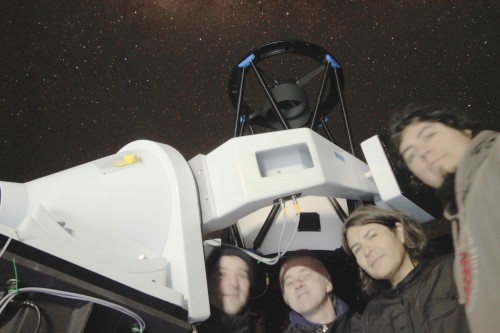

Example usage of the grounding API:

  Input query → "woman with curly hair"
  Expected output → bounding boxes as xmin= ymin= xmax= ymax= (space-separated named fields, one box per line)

xmin=340 ymin=206 xmax=469 ymax=333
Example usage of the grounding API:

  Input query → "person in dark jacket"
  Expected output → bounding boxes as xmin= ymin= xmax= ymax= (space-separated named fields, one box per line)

xmin=341 ymin=206 xmax=469 ymax=333
xmin=196 ymin=246 xmax=256 ymax=333
xmin=390 ymin=103 xmax=499 ymax=332
xmin=279 ymin=250 xmax=350 ymax=333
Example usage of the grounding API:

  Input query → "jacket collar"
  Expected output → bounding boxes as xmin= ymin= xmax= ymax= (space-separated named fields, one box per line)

xmin=381 ymin=260 xmax=427 ymax=298
xmin=288 ymin=296 xmax=349 ymax=328
xmin=204 ymin=304 xmax=250 ymax=329
xmin=454 ymin=130 xmax=497 ymax=195
xmin=444 ymin=130 xmax=497 ymax=219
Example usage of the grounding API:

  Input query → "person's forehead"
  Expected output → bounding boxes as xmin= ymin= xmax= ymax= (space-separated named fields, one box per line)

xmin=401 ymin=121 xmax=435 ymax=138
xmin=349 ymin=222 xmax=385 ymax=233
xmin=218 ymin=255 xmax=248 ymax=270
xmin=347 ymin=223 xmax=388 ymax=240
xmin=403 ymin=120 xmax=459 ymax=138
xmin=399 ymin=121 xmax=439 ymax=151
xmin=284 ymin=265 xmax=316 ymax=278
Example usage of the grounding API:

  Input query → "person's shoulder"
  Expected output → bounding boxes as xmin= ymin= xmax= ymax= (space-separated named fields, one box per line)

xmin=490 ymin=131 xmax=500 ymax=155
xmin=425 ymin=253 xmax=455 ymax=273
xmin=419 ymin=254 xmax=456 ymax=284
xmin=473 ymin=130 xmax=499 ymax=153
xmin=195 ymin=320 xmax=216 ymax=333
xmin=430 ymin=253 xmax=454 ymax=264
xmin=332 ymin=311 xmax=364 ymax=333
xmin=281 ymin=324 xmax=301 ymax=333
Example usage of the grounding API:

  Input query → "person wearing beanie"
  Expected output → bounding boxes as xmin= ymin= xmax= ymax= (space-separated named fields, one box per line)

xmin=197 ymin=246 xmax=257 ymax=333
xmin=279 ymin=250 xmax=349 ymax=333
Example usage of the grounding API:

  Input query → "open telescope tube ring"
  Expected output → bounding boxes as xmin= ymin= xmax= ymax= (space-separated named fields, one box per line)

xmin=228 ymin=40 xmax=345 ymax=134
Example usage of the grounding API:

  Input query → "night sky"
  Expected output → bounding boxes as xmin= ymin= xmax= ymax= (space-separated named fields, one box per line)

xmin=1 ymin=1 xmax=499 ymax=193
xmin=0 ymin=2 xmax=499 ymax=327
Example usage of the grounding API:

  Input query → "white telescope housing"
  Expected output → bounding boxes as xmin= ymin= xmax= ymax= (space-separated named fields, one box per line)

xmin=0 ymin=128 xmax=436 ymax=324
xmin=0 ymin=140 xmax=209 ymax=323
xmin=189 ymin=128 xmax=379 ymax=233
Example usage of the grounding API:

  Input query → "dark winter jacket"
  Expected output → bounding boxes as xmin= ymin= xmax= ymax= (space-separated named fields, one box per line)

xmin=284 ymin=296 xmax=349 ymax=333
xmin=196 ymin=305 xmax=253 ymax=333
xmin=343 ymin=254 xmax=469 ymax=333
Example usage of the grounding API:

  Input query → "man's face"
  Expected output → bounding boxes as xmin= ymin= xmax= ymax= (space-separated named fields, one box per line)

xmin=209 ymin=255 xmax=250 ymax=315
xmin=399 ymin=121 xmax=472 ymax=188
xmin=346 ymin=223 xmax=414 ymax=286
xmin=282 ymin=266 xmax=333 ymax=319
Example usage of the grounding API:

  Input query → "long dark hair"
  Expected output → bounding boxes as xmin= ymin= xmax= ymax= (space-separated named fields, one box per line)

xmin=342 ymin=206 xmax=427 ymax=297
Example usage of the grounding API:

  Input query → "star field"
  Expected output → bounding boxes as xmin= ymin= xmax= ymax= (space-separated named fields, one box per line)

xmin=1 ymin=1 xmax=499 ymax=187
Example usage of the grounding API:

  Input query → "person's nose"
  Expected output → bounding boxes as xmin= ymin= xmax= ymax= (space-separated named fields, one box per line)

xmin=417 ymin=143 xmax=431 ymax=160
xmin=363 ymin=243 xmax=374 ymax=258
xmin=225 ymin=274 xmax=239 ymax=289
xmin=293 ymin=278 xmax=304 ymax=289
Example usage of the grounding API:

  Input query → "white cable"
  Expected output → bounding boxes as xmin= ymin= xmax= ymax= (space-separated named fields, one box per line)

xmin=205 ymin=197 xmax=301 ymax=265
xmin=205 ymin=234 xmax=279 ymax=265
xmin=0 ymin=287 xmax=146 ymax=332
xmin=280 ymin=210 xmax=299 ymax=255
xmin=0 ymin=291 xmax=17 ymax=312
xmin=21 ymin=300 xmax=41 ymax=333
xmin=278 ymin=195 xmax=301 ymax=257
xmin=270 ymin=199 xmax=288 ymax=265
